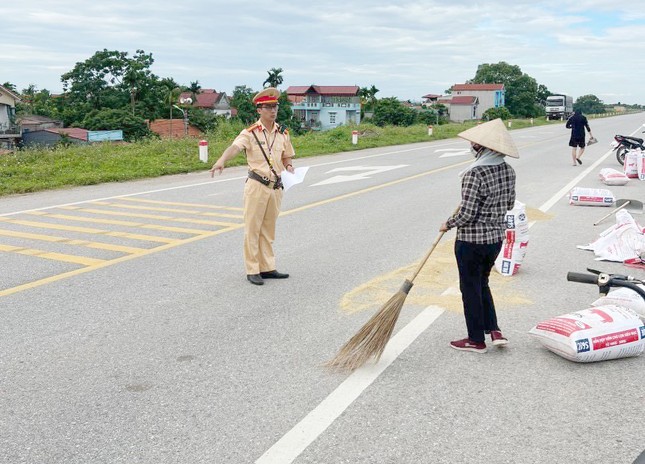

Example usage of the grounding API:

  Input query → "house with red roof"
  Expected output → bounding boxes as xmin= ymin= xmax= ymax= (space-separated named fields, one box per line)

xmin=179 ymin=89 xmax=232 ymax=117
xmin=450 ymin=83 xmax=505 ymax=121
xmin=423 ymin=84 xmax=505 ymax=122
xmin=286 ymin=85 xmax=360 ymax=130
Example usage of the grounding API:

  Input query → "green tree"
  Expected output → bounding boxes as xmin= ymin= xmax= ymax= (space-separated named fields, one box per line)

xmin=470 ymin=61 xmax=542 ymax=117
xmin=161 ymin=79 xmax=184 ymax=119
xmin=536 ymin=84 xmax=551 ymax=105
xmin=415 ymin=110 xmax=437 ymax=125
xmin=372 ymin=97 xmax=416 ymax=126
xmin=2 ymin=82 xmax=18 ymax=92
xmin=61 ymin=49 xmax=160 ymax=123
xmin=263 ymin=68 xmax=284 ymax=88
xmin=185 ymin=107 xmax=219 ymax=132
xmin=359 ymin=85 xmax=379 ymax=112
xmin=574 ymin=94 xmax=605 ymax=114
xmin=230 ymin=85 xmax=256 ymax=124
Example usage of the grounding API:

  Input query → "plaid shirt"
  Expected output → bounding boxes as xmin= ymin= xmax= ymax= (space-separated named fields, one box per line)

xmin=446 ymin=162 xmax=516 ymax=244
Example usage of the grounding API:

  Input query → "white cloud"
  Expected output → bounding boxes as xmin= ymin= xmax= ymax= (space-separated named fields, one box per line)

xmin=2 ymin=0 xmax=645 ymax=104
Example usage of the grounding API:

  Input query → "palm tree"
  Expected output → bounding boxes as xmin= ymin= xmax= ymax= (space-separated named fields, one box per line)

xmin=263 ymin=68 xmax=284 ymax=88
xmin=368 ymin=85 xmax=379 ymax=109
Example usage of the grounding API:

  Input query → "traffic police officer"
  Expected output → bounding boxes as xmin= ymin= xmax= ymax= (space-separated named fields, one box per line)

xmin=210 ymin=87 xmax=295 ymax=285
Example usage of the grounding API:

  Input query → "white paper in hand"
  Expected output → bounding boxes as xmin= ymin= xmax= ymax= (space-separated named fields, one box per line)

xmin=281 ymin=167 xmax=309 ymax=191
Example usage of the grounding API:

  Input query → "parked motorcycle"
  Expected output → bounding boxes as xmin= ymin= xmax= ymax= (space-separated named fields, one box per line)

xmin=612 ymin=131 xmax=645 ymax=165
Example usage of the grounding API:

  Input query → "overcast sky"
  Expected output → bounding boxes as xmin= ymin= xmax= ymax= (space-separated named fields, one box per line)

xmin=3 ymin=0 xmax=645 ymax=104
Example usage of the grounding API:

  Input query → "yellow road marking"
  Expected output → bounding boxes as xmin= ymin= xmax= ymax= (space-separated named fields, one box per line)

xmin=0 ymin=228 xmax=144 ymax=253
xmin=93 ymin=201 xmax=207 ymax=214
xmin=60 ymin=206 xmax=239 ymax=227
xmin=27 ymin=211 xmax=217 ymax=234
xmin=0 ymin=243 xmax=106 ymax=266
xmin=94 ymin=201 xmax=244 ymax=220
xmin=0 ymin=226 xmax=241 ymax=298
xmin=0 ymin=218 xmax=176 ymax=243
xmin=118 ymin=197 xmax=244 ymax=211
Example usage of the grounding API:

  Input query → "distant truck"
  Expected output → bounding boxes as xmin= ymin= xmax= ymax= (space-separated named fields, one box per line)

xmin=545 ymin=94 xmax=574 ymax=120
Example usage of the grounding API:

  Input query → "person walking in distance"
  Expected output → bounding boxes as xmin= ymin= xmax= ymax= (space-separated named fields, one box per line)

xmin=439 ymin=118 xmax=518 ymax=353
xmin=210 ymin=87 xmax=295 ymax=286
xmin=566 ymin=109 xmax=593 ymax=166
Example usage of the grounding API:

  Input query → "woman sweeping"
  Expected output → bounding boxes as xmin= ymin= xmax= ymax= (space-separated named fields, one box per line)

xmin=440 ymin=118 xmax=518 ymax=353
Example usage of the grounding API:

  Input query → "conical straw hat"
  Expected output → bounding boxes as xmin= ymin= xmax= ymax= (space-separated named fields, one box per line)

xmin=457 ymin=118 xmax=519 ymax=158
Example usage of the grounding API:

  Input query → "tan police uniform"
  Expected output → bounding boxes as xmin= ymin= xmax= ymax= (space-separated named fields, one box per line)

xmin=231 ymin=115 xmax=295 ymax=275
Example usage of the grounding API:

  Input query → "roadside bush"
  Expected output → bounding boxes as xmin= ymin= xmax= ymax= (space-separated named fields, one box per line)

xmin=482 ymin=107 xmax=512 ymax=120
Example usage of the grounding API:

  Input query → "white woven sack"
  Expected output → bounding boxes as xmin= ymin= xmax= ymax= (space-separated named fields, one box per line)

xmin=638 ymin=150 xmax=645 ymax=181
xmin=529 ymin=305 xmax=645 ymax=362
xmin=503 ymin=200 xmax=529 ymax=240
xmin=598 ymin=168 xmax=629 ymax=186
xmin=592 ymin=287 xmax=645 ymax=320
xmin=568 ymin=187 xmax=614 ymax=206
xmin=624 ymin=149 xmax=639 ymax=179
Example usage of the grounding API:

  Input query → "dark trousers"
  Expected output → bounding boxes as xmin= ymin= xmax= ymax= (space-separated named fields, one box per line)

xmin=455 ymin=240 xmax=503 ymax=343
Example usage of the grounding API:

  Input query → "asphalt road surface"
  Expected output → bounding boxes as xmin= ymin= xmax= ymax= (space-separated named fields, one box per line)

xmin=1 ymin=113 xmax=644 ymax=464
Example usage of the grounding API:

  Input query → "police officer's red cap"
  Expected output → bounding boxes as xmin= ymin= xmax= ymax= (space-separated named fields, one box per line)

xmin=253 ymin=87 xmax=280 ymax=106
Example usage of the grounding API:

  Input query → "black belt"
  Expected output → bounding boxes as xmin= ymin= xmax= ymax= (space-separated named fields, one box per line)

xmin=248 ymin=171 xmax=283 ymax=190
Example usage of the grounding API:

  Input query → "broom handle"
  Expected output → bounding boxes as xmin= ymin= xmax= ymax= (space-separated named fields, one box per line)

xmin=409 ymin=230 xmax=446 ymax=283
xmin=593 ymin=201 xmax=630 ymax=226
xmin=409 ymin=205 xmax=460 ymax=283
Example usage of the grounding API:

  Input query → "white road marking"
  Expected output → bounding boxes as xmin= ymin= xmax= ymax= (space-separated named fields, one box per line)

xmin=255 ymin=306 xmax=445 ymax=464
xmin=311 ymin=165 xmax=408 ymax=186
xmin=437 ymin=149 xmax=470 ymax=158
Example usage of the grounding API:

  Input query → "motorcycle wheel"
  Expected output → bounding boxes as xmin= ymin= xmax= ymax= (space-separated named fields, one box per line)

xmin=616 ymin=147 xmax=627 ymax=165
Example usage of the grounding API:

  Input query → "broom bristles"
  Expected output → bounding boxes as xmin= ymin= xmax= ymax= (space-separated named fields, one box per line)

xmin=326 ymin=279 xmax=413 ymax=371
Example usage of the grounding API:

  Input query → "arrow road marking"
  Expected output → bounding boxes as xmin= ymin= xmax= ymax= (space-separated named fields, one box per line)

xmin=311 ymin=165 xmax=408 ymax=186
xmin=436 ymin=149 xmax=470 ymax=158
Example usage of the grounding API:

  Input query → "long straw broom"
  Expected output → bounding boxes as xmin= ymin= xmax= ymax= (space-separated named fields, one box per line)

xmin=326 ymin=228 xmax=449 ymax=371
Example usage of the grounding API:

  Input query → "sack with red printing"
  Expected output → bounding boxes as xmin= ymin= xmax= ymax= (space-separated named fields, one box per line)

xmin=598 ymin=168 xmax=629 ymax=186
xmin=592 ymin=286 xmax=645 ymax=320
xmin=638 ymin=150 xmax=645 ymax=181
xmin=495 ymin=201 xmax=529 ymax=276
xmin=502 ymin=200 xmax=529 ymax=241
xmin=624 ymin=149 xmax=639 ymax=179
xmin=568 ymin=187 xmax=614 ymax=206
xmin=495 ymin=239 xmax=529 ymax=276
xmin=529 ymin=305 xmax=645 ymax=362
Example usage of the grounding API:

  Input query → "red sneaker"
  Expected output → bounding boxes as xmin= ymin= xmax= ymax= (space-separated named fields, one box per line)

xmin=450 ymin=338 xmax=487 ymax=353
xmin=490 ymin=330 xmax=509 ymax=347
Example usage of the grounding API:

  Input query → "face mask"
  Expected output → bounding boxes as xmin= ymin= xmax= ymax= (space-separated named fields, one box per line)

xmin=470 ymin=144 xmax=482 ymax=157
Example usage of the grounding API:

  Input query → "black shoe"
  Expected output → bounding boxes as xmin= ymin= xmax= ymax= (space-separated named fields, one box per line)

xmin=576 ymin=158 xmax=582 ymax=165
xmin=247 ymin=274 xmax=264 ymax=285
xmin=260 ymin=270 xmax=289 ymax=279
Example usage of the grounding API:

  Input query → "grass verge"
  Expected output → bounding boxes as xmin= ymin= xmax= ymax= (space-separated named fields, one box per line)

xmin=0 ymin=116 xmax=581 ymax=197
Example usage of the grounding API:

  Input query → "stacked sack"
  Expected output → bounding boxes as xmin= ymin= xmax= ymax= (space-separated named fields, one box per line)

xmin=623 ymin=148 xmax=644 ymax=180
xmin=495 ymin=200 xmax=529 ymax=276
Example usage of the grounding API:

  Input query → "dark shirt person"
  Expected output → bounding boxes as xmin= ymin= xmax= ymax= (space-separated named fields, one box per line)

xmin=566 ymin=109 xmax=592 ymax=166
